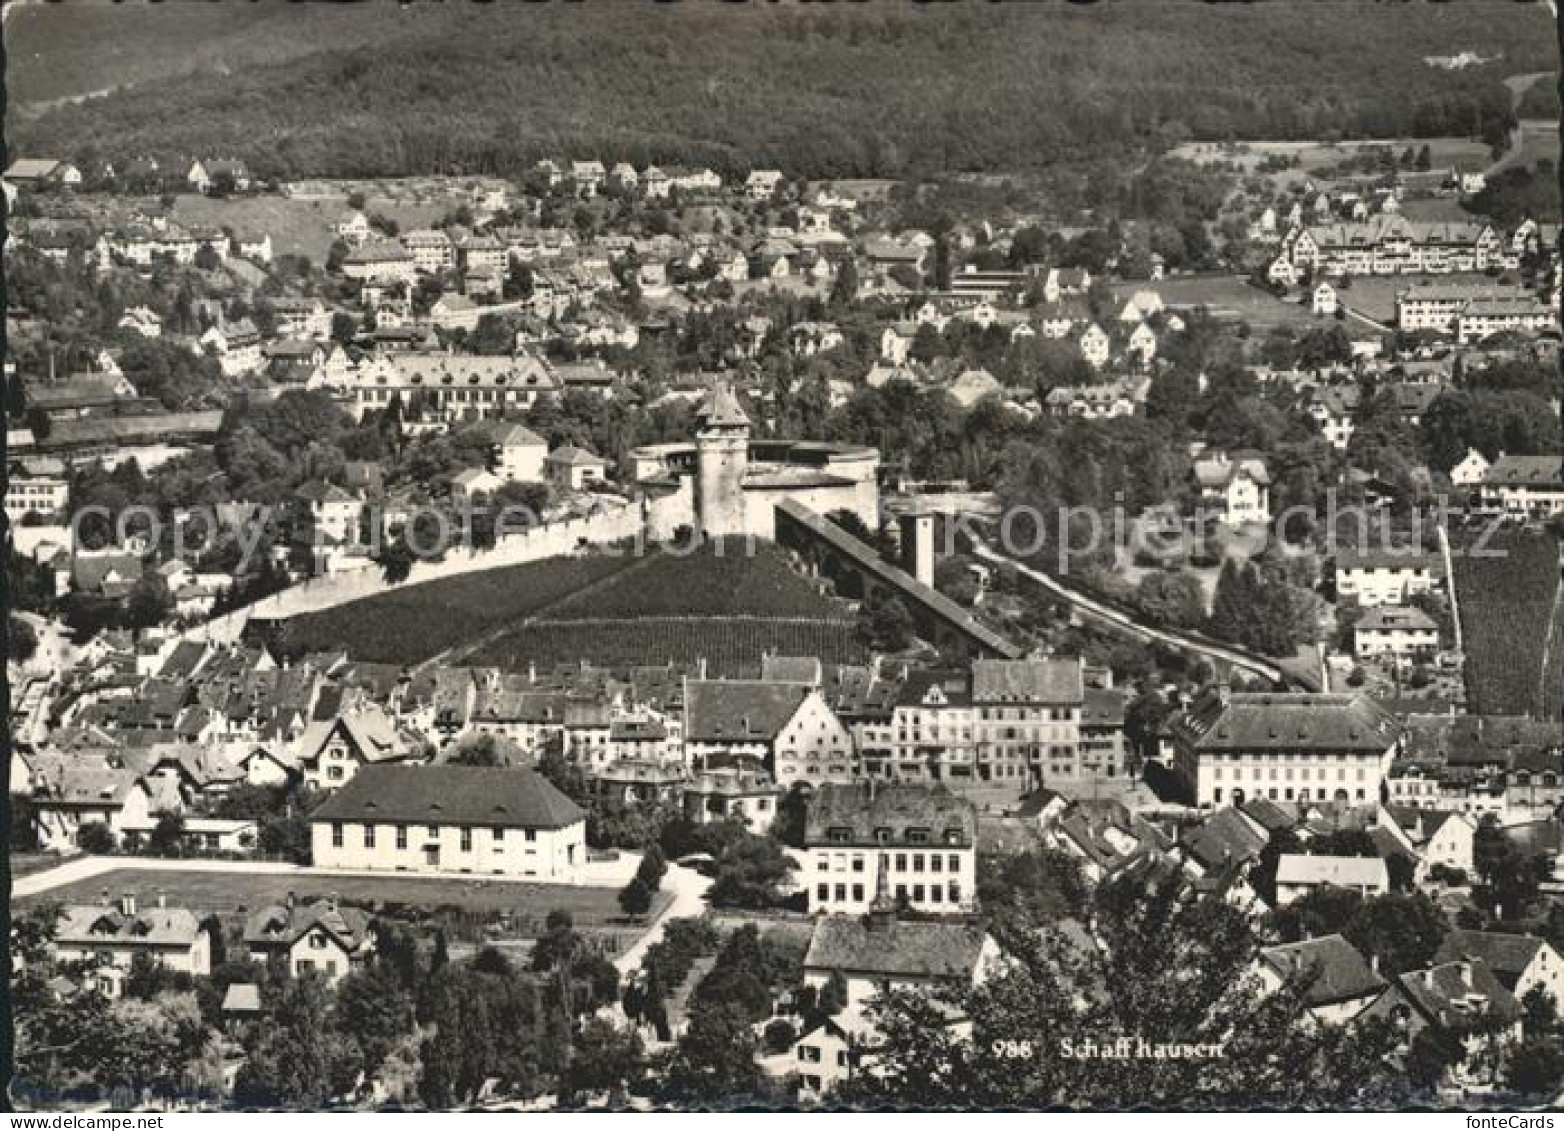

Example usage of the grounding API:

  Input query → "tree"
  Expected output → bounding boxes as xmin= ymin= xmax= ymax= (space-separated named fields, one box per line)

xmin=762 ymin=1018 xmax=798 ymax=1055
xmin=149 ymin=812 xmax=186 ymax=857
xmin=635 ymin=845 xmax=667 ymax=893
xmin=619 ymin=876 xmax=654 ymax=919
xmin=661 ymin=999 xmax=761 ymax=1104
xmin=236 ymin=975 xmax=335 ymax=1108
xmin=851 ymin=870 xmax=1401 ymax=1108
xmin=1505 ymin=1035 xmax=1564 ymax=1098
xmin=707 ymin=833 xmax=792 ymax=909
xmin=861 ymin=593 xmax=916 ymax=652
xmin=333 ymin=963 xmax=417 ymax=1086
xmin=1473 ymin=816 xmax=1547 ymax=918
xmin=9 ymin=615 xmax=39 ymax=664
xmin=77 ymin=820 xmax=116 ymax=854
xmin=561 ymin=1017 xmax=644 ymax=1103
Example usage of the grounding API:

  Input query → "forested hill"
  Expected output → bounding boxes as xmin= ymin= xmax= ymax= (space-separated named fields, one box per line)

xmin=7 ymin=0 xmax=1557 ymax=181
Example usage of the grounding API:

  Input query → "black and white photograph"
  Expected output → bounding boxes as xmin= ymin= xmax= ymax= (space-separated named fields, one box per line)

xmin=3 ymin=0 xmax=1563 ymax=1114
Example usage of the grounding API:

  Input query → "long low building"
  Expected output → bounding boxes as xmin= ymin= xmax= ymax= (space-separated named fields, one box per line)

xmin=309 ymin=763 xmax=586 ymax=880
xmin=1168 ymin=689 xmax=1401 ymax=809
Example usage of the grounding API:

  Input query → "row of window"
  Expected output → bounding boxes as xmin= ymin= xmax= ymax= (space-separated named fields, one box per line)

xmin=815 ymin=851 xmax=965 ymax=874
xmin=816 ymin=881 xmax=962 ymax=904
xmin=329 ymin=822 xmax=539 ymax=850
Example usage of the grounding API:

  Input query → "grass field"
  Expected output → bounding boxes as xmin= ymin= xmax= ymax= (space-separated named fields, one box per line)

xmin=14 ymin=868 xmax=669 ymax=931
xmin=1110 ymin=275 xmax=1327 ymax=331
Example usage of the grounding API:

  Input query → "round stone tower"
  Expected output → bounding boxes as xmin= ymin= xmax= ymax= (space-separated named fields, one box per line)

xmin=695 ymin=382 xmax=751 ymax=539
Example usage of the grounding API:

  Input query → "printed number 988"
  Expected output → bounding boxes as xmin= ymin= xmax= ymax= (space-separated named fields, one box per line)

xmin=991 ymin=1040 xmax=1034 ymax=1060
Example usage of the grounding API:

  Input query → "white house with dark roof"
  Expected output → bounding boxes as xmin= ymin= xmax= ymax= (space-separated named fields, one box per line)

xmin=544 ymin=445 xmax=610 ymax=491
xmin=1255 ymin=934 xmax=1387 ymax=1025
xmin=52 ymin=893 xmax=213 ymax=987
xmin=308 ymin=764 xmax=585 ymax=879
xmin=1193 ymin=450 xmax=1270 ymax=525
xmin=1275 ymin=854 xmax=1390 ymax=905
xmin=244 ymin=896 xmax=376 ymax=985
xmin=295 ymin=705 xmax=418 ymax=791
xmin=1433 ymin=930 xmax=1564 ymax=1009
xmin=683 ymin=679 xmax=855 ymax=785
xmin=1481 ymin=454 xmax=1564 ymax=518
xmin=969 ymin=657 xmax=1085 ymax=793
xmin=1333 ymin=546 xmax=1442 ymax=607
xmin=801 ymin=910 xmax=998 ymax=1011
xmin=804 ymin=782 xmax=977 ymax=916
xmin=1353 ymin=605 xmax=1439 ymax=659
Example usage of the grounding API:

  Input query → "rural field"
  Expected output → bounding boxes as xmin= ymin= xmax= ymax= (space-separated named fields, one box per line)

xmin=172 ymin=191 xmax=456 ymax=263
xmin=1451 ymin=527 xmax=1564 ymax=718
xmin=268 ymin=552 xmax=640 ymax=665
xmin=1170 ymin=137 xmax=1493 ymax=177
xmin=14 ymin=867 xmax=668 ymax=932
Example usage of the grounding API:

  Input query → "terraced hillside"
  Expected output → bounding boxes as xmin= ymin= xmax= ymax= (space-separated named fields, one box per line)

xmin=1452 ymin=528 xmax=1564 ymax=718
xmin=467 ymin=540 xmax=867 ymax=677
xmin=265 ymin=553 xmax=638 ymax=666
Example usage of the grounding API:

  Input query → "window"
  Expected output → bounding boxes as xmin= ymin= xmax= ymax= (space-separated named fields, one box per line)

xmin=363 ymin=825 xmax=376 ymax=849
xmin=834 ymin=884 xmax=847 ymax=902
xmin=396 ymin=825 xmax=407 ymax=850
xmin=310 ymin=933 xmax=328 ymax=950
xmin=817 ymin=883 xmax=828 ymax=903
xmin=948 ymin=882 xmax=961 ymax=903
xmin=851 ymin=884 xmax=864 ymax=902
xmin=460 ymin=827 xmax=473 ymax=852
xmin=931 ymin=855 xmax=943 ymax=874
xmin=895 ymin=854 xmax=907 ymax=873
xmin=331 ymin=823 xmax=344 ymax=848
xmin=427 ymin=825 xmax=440 ymax=839
xmin=525 ymin=829 xmax=537 ymax=843
xmin=947 ymin=855 xmax=959 ymax=872
xmin=493 ymin=827 xmax=505 ymax=844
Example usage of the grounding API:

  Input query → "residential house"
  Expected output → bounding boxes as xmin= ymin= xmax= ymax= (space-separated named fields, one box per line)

xmin=1255 ymin=934 xmax=1388 ymax=1026
xmin=244 ymin=896 xmax=376 ymax=985
xmin=683 ymin=679 xmax=855 ymax=785
xmin=1274 ymin=854 xmax=1390 ymax=905
xmin=1193 ymin=450 xmax=1271 ymax=525
xmin=52 ymin=895 xmax=212 ymax=987
xmin=544 ymin=445 xmax=611 ymax=491
xmin=1354 ymin=605 xmax=1440 ymax=660
xmin=295 ymin=706 xmax=417 ymax=790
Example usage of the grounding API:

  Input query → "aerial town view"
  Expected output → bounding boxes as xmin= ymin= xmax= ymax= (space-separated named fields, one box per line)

xmin=3 ymin=0 xmax=1563 ymax=1115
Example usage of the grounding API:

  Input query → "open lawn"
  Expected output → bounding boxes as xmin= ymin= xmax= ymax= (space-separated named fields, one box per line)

xmin=9 ymin=854 xmax=62 ymax=880
xmin=14 ymin=867 xmax=669 ymax=930
xmin=171 ymin=191 xmax=455 ymax=264
xmin=1111 ymin=275 xmax=1328 ymax=331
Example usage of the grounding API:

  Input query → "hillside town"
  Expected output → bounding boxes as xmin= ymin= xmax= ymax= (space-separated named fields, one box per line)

xmin=6 ymin=65 xmax=1564 ymax=1114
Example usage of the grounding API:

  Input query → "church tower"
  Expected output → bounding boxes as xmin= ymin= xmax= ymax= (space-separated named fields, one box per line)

xmin=695 ymin=382 xmax=751 ymax=539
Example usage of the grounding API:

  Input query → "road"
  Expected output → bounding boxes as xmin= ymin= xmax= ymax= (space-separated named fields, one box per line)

xmin=612 ymin=863 xmax=711 ymax=976
xmin=968 ymin=535 xmax=1314 ymax=690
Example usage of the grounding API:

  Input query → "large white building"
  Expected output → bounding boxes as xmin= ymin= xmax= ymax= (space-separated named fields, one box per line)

xmin=803 ymin=781 xmax=978 ymax=916
xmin=1168 ymin=690 xmax=1402 ymax=809
xmin=309 ymin=764 xmax=586 ymax=880
xmin=1333 ymin=547 xmax=1443 ymax=608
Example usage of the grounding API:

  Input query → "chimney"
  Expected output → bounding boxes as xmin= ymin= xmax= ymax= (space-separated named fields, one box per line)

xmin=286 ymin=890 xmax=296 ymax=912
xmin=1369 ymin=953 xmax=1380 ymax=976
xmin=119 ymin=892 xmax=136 ymax=917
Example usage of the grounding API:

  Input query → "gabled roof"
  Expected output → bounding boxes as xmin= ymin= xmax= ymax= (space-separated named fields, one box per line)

xmin=309 ymin=764 xmax=585 ymax=830
xmin=243 ymin=898 xmax=374 ymax=952
xmin=1171 ymin=692 xmax=1400 ymax=755
xmin=1432 ymin=930 xmax=1553 ymax=985
xmin=804 ymin=916 xmax=989 ymax=981
xmin=1388 ymin=958 xmax=1521 ymax=1029
xmin=55 ymin=904 xmax=205 ymax=949
xmin=1260 ymin=934 xmax=1386 ymax=1007
xmin=805 ymin=782 xmax=976 ymax=848
xmin=1276 ymin=854 xmax=1389 ymax=889
xmin=684 ymin=679 xmax=810 ymax=744
xmin=970 ymin=658 xmax=1083 ymax=705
